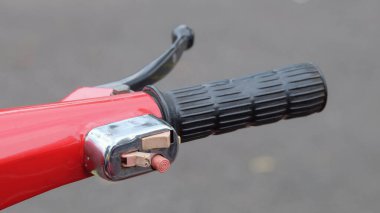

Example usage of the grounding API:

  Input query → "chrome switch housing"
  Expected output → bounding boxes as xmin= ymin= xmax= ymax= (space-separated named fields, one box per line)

xmin=84 ymin=114 xmax=179 ymax=181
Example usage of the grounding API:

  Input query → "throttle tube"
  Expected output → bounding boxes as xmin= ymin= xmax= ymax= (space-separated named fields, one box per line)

xmin=145 ymin=63 xmax=327 ymax=142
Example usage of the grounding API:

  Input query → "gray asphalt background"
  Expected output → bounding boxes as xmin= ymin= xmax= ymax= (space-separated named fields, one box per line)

xmin=2 ymin=0 xmax=380 ymax=212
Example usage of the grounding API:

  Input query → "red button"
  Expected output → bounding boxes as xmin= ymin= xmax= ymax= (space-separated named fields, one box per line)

xmin=151 ymin=155 xmax=170 ymax=173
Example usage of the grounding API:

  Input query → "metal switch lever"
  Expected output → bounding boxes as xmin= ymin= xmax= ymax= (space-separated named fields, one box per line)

xmin=142 ymin=131 xmax=171 ymax=150
xmin=121 ymin=152 xmax=154 ymax=168
xmin=121 ymin=152 xmax=170 ymax=173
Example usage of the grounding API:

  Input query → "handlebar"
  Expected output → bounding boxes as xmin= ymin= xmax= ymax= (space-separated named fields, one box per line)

xmin=0 ymin=22 xmax=330 ymax=210
xmin=145 ymin=63 xmax=327 ymax=142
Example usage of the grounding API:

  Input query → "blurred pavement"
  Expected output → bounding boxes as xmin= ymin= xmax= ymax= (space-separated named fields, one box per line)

xmin=2 ymin=1 xmax=380 ymax=212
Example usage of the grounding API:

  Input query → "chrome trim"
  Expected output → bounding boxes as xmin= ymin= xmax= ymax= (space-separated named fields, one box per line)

xmin=84 ymin=115 xmax=179 ymax=181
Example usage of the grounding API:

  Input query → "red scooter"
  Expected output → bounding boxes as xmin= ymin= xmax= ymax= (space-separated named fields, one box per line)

xmin=0 ymin=25 xmax=328 ymax=210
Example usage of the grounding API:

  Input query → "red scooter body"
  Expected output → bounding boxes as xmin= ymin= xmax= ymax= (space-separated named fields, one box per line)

xmin=0 ymin=24 xmax=194 ymax=209
xmin=0 ymin=91 xmax=160 ymax=209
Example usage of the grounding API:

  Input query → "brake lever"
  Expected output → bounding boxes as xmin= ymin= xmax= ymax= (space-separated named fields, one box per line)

xmin=97 ymin=25 xmax=194 ymax=91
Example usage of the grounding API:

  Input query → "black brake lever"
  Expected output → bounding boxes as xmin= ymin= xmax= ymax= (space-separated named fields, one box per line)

xmin=97 ymin=25 xmax=194 ymax=91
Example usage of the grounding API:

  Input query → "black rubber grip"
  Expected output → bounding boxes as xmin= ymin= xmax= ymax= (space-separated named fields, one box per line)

xmin=145 ymin=63 xmax=327 ymax=142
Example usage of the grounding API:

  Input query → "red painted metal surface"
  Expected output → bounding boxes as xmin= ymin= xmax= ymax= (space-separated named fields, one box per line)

xmin=61 ymin=87 xmax=114 ymax=101
xmin=0 ymin=92 xmax=161 ymax=209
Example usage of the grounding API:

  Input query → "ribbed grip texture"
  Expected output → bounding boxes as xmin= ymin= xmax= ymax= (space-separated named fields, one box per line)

xmin=147 ymin=63 xmax=327 ymax=142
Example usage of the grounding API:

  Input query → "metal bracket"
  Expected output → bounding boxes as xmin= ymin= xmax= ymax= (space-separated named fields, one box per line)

xmin=97 ymin=25 xmax=194 ymax=91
